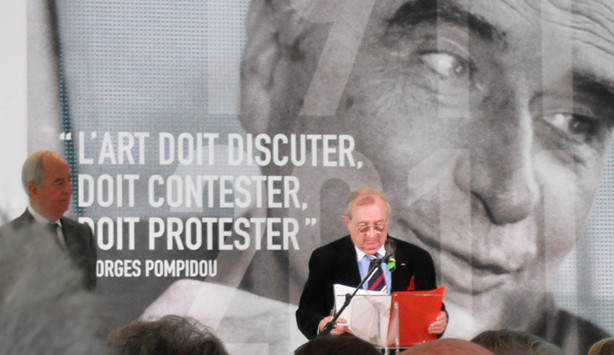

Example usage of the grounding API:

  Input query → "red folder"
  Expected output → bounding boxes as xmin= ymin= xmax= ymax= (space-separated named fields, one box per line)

xmin=387 ymin=286 xmax=445 ymax=347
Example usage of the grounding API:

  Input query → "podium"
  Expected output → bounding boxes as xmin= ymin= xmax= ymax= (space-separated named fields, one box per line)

xmin=334 ymin=285 xmax=445 ymax=351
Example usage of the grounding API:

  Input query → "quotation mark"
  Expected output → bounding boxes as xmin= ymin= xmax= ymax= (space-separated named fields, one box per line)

xmin=59 ymin=132 xmax=72 ymax=141
xmin=305 ymin=218 xmax=317 ymax=226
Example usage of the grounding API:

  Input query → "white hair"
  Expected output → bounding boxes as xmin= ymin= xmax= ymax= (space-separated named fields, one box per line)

xmin=343 ymin=187 xmax=391 ymax=219
xmin=21 ymin=150 xmax=61 ymax=197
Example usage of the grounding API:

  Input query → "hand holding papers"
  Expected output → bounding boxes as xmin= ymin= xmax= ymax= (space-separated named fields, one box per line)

xmin=332 ymin=284 xmax=445 ymax=347
xmin=388 ymin=287 xmax=445 ymax=347
xmin=331 ymin=284 xmax=387 ymax=344
xmin=333 ymin=284 xmax=387 ymax=327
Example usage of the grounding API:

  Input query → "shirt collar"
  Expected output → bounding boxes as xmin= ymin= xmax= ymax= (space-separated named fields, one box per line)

xmin=354 ymin=244 xmax=387 ymax=262
xmin=28 ymin=204 xmax=61 ymax=226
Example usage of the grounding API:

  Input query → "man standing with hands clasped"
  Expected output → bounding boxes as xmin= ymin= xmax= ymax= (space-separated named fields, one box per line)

xmin=296 ymin=187 xmax=447 ymax=339
xmin=0 ymin=150 xmax=97 ymax=291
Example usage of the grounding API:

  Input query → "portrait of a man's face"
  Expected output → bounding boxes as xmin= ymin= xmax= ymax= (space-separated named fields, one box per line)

xmin=240 ymin=0 xmax=614 ymax=349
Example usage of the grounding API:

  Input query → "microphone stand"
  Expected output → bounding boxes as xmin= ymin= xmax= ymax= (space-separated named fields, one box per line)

xmin=319 ymin=255 xmax=386 ymax=336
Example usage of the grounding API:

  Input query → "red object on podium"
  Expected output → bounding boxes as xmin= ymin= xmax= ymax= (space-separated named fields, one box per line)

xmin=387 ymin=286 xmax=445 ymax=347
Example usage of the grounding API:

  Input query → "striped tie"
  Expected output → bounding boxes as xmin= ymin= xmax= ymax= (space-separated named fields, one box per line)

xmin=367 ymin=254 xmax=387 ymax=293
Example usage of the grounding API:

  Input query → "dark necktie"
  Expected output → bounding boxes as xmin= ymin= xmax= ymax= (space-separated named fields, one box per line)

xmin=46 ymin=222 xmax=59 ymax=235
xmin=367 ymin=254 xmax=387 ymax=293
xmin=46 ymin=222 xmax=64 ymax=248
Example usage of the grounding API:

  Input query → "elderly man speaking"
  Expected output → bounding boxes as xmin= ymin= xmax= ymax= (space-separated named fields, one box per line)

xmin=295 ymin=187 xmax=447 ymax=339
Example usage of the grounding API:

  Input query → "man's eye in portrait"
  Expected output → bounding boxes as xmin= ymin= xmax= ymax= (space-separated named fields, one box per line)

xmin=542 ymin=112 xmax=602 ymax=144
xmin=418 ymin=51 xmax=474 ymax=81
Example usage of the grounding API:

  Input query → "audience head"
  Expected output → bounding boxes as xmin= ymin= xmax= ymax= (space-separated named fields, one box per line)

xmin=107 ymin=315 xmax=228 ymax=355
xmin=471 ymin=329 xmax=563 ymax=355
xmin=0 ymin=224 xmax=108 ymax=354
xmin=589 ymin=337 xmax=614 ymax=355
xmin=22 ymin=150 xmax=72 ymax=221
xmin=295 ymin=334 xmax=381 ymax=355
xmin=399 ymin=338 xmax=493 ymax=355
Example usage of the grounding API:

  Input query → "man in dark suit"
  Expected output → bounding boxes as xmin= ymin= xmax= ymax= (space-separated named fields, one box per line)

xmin=0 ymin=150 xmax=97 ymax=290
xmin=296 ymin=188 xmax=447 ymax=339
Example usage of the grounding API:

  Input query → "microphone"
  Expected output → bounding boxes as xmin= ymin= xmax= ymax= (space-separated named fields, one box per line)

xmin=385 ymin=239 xmax=397 ymax=271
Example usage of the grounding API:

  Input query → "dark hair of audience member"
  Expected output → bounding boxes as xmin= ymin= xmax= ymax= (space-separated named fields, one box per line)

xmin=589 ymin=337 xmax=614 ymax=355
xmin=399 ymin=338 xmax=493 ymax=355
xmin=0 ymin=224 xmax=108 ymax=354
xmin=107 ymin=314 xmax=228 ymax=355
xmin=295 ymin=334 xmax=381 ymax=355
xmin=471 ymin=329 xmax=563 ymax=355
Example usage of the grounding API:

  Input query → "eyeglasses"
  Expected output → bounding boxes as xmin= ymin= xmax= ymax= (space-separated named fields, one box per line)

xmin=351 ymin=221 xmax=388 ymax=235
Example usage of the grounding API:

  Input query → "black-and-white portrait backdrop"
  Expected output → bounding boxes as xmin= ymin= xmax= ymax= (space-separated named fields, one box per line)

xmin=2 ymin=1 xmax=614 ymax=354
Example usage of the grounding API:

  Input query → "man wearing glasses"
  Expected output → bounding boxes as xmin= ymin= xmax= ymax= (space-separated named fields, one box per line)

xmin=295 ymin=188 xmax=447 ymax=339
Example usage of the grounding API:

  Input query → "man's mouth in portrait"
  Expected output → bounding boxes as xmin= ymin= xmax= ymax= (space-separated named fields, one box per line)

xmin=396 ymin=214 xmax=537 ymax=296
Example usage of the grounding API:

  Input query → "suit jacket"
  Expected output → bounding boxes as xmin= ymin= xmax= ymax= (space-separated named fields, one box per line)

xmin=295 ymin=235 xmax=442 ymax=339
xmin=0 ymin=209 xmax=97 ymax=291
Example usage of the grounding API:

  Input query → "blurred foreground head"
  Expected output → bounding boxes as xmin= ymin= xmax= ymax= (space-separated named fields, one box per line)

xmin=0 ymin=224 xmax=108 ymax=354
xmin=399 ymin=338 xmax=493 ymax=355
xmin=108 ymin=315 xmax=228 ymax=355
xmin=589 ymin=337 xmax=614 ymax=355
xmin=471 ymin=329 xmax=563 ymax=355
xmin=294 ymin=334 xmax=381 ymax=355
